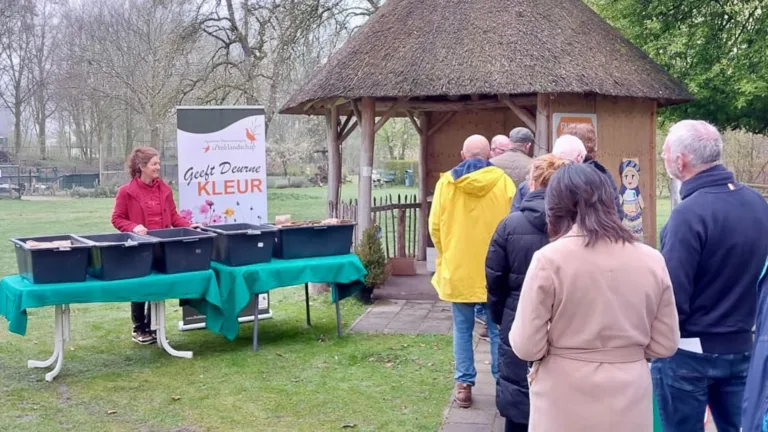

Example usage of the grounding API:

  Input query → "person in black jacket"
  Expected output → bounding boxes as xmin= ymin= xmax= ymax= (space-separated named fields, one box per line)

xmin=563 ymin=123 xmax=623 ymax=219
xmin=485 ymin=154 xmax=570 ymax=432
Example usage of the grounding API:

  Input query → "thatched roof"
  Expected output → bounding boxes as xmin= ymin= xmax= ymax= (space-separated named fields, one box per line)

xmin=281 ymin=0 xmax=692 ymax=115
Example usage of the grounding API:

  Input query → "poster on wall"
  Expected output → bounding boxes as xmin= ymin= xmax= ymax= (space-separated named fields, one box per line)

xmin=176 ymin=106 xmax=271 ymax=331
xmin=552 ymin=113 xmax=598 ymax=141
xmin=619 ymin=158 xmax=644 ymax=239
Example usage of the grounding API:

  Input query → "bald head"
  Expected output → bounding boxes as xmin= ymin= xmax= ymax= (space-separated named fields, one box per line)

xmin=490 ymin=135 xmax=512 ymax=158
xmin=552 ymin=135 xmax=587 ymax=163
xmin=462 ymin=135 xmax=491 ymax=161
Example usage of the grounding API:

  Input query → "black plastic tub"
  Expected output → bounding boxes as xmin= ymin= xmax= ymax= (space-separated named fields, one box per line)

xmin=201 ymin=223 xmax=277 ymax=267
xmin=145 ymin=228 xmax=215 ymax=274
xmin=75 ymin=233 xmax=157 ymax=281
xmin=273 ymin=222 xmax=355 ymax=260
xmin=11 ymin=235 xmax=92 ymax=284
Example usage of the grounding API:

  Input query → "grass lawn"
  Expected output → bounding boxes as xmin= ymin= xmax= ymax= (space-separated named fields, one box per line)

xmin=0 ymin=185 xmax=453 ymax=432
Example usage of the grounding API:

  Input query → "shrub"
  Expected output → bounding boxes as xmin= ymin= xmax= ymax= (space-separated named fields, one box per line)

xmin=355 ymin=224 xmax=389 ymax=289
xmin=384 ymin=160 xmax=418 ymax=185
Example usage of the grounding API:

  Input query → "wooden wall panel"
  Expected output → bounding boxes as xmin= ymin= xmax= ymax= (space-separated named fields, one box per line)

xmin=596 ymin=96 xmax=657 ymax=246
xmin=550 ymin=93 xmax=597 ymax=114
xmin=425 ymin=109 xmax=522 ymax=194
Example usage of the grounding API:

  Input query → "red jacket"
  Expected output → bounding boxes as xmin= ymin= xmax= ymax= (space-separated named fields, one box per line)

xmin=111 ymin=177 xmax=190 ymax=233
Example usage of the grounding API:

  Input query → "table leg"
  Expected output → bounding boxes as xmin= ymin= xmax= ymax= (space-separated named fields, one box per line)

xmin=334 ymin=286 xmax=342 ymax=338
xmin=150 ymin=301 xmax=192 ymax=359
xmin=252 ymin=298 xmax=259 ymax=352
xmin=304 ymin=283 xmax=311 ymax=327
xmin=28 ymin=304 xmax=66 ymax=382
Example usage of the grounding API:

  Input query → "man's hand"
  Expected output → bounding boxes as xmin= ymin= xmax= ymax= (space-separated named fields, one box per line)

xmin=132 ymin=224 xmax=148 ymax=235
xmin=190 ymin=223 xmax=202 ymax=229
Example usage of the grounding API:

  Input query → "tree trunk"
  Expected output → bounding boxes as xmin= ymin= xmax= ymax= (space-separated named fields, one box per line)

xmin=106 ymin=121 xmax=114 ymax=158
xmin=150 ymin=123 xmax=160 ymax=150
xmin=124 ymin=109 xmax=134 ymax=157
xmin=36 ymin=90 xmax=46 ymax=159
xmin=13 ymin=101 xmax=22 ymax=155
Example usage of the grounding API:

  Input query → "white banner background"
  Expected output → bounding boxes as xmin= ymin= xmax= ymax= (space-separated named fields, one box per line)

xmin=177 ymin=111 xmax=267 ymax=226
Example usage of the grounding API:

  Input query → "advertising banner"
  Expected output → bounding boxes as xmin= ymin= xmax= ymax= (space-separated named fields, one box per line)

xmin=176 ymin=106 xmax=271 ymax=330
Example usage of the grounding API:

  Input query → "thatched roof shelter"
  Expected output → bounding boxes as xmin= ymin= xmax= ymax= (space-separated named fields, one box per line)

xmin=281 ymin=0 xmax=692 ymax=257
xmin=282 ymin=0 xmax=691 ymax=115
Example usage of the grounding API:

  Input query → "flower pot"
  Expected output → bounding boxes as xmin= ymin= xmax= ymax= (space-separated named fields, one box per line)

xmin=356 ymin=285 xmax=374 ymax=305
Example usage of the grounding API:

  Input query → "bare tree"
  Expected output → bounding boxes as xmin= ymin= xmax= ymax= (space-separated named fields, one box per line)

xmin=0 ymin=0 xmax=35 ymax=155
xmin=29 ymin=0 xmax=62 ymax=159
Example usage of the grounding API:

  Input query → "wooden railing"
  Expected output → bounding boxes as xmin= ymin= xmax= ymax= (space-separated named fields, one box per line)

xmin=329 ymin=193 xmax=421 ymax=259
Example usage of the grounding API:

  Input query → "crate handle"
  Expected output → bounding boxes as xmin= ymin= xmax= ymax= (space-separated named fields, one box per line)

xmin=54 ymin=247 xmax=72 ymax=252
xmin=182 ymin=238 xmax=200 ymax=243
xmin=246 ymin=230 xmax=262 ymax=235
xmin=313 ymin=226 xmax=328 ymax=230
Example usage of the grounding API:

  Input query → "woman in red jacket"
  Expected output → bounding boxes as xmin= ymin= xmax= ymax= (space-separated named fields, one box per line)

xmin=112 ymin=147 xmax=193 ymax=344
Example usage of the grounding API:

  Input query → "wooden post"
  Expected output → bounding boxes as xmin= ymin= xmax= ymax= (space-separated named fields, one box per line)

xmin=357 ymin=97 xmax=376 ymax=240
xmin=397 ymin=208 xmax=406 ymax=257
xmin=417 ymin=112 xmax=429 ymax=261
xmin=326 ymin=106 xmax=341 ymax=217
xmin=535 ymin=93 xmax=550 ymax=156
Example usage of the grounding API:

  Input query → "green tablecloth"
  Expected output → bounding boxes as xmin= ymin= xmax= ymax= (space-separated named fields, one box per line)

xmin=0 ymin=271 xmax=221 ymax=336
xmin=189 ymin=254 xmax=367 ymax=341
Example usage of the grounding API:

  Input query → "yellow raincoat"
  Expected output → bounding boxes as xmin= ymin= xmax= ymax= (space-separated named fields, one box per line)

xmin=429 ymin=162 xmax=516 ymax=303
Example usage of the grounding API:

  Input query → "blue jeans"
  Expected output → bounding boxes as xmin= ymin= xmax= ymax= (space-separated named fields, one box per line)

xmin=452 ymin=302 xmax=499 ymax=385
xmin=652 ymin=349 xmax=751 ymax=432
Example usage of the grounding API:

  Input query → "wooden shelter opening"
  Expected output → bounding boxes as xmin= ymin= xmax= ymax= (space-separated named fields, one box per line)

xmin=281 ymin=0 xmax=692 ymax=260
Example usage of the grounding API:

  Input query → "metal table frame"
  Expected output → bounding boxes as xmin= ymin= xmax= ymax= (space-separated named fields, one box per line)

xmin=251 ymin=283 xmax=343 ymax=351
xmin=28 ymin=301 xmax=191 ymax=382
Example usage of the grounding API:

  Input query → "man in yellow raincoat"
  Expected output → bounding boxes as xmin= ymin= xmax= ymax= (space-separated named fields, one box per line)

xmin=429 ymin=134 xmax=516 ymax=409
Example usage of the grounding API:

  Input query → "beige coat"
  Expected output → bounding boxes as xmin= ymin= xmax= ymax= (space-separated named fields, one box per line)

xmin=510 ymin=229 xmax=679 ymax=432
xmin=490 ymin=149 xmax=533 ymax=187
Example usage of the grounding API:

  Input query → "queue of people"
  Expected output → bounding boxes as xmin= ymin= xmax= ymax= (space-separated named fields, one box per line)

xmin=428 ymin=121 xmax=768 ymax=431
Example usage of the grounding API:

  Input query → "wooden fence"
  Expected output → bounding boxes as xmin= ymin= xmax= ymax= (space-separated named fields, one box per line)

xmin=328 ymin=193 xmax=421 ymax=259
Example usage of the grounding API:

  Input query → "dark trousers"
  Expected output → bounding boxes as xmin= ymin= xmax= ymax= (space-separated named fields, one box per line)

xmin=652 ymin=349 xmax=750 ymax=432
xmin=504 ymin=419 xmax=528 ymax=432
xmin=131 ymin=302 xmax=151 ymax=333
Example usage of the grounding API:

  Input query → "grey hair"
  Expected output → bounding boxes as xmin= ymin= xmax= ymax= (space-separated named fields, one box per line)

xmin=666 ymin=120 xmax=722 ymax=168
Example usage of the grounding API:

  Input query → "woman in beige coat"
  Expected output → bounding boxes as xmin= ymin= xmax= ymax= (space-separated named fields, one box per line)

xmin=510 ymin=164 xmax=680 ymax=432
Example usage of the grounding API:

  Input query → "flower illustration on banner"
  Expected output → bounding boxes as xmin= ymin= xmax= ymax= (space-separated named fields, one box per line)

xmin=205 ymin=199 xmax=214 ymax=207
xmin=199 ymin=204 xmax=210 ymax=215
xmin=211 ymin=215 xmax=223 ymax=225
xmin=223 ymin=208 xmax=235 ymax=218
xmin=180 ymin=209 xmax=193 ymax=222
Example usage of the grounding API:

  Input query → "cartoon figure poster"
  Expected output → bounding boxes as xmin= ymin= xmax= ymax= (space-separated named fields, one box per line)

xmin=176 ymin=106 xmax=267 ymax=226
xmin=619 ymin=158 xmax=644 ymax=238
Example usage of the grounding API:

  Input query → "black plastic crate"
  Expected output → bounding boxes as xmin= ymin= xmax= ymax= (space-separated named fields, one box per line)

xmin=145 ymin=228 xmax=215 ymax=274
xmin=201 ymin=223 xmax=277 ymax=267
xmin=75 ymin=233 xmax=157 ymax=281
xmin=11 ymin=235 xmax=92 ymax=284
xmin=273 ymin=222 xmax=355 ymax=260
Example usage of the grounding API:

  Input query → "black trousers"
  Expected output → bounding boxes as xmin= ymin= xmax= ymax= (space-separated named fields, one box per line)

xmin=505 ymin=419 xmax=528 ymax=432
xmin=131 ymin=302 xmax=151 ymax=332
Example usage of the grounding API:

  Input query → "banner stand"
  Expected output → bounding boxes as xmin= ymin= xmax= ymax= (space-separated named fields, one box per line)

xmin=178 ymin=293 xmax=272 ymax=332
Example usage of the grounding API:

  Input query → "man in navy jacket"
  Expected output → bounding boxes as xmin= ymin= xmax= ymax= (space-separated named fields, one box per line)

xmin=652 ymin=120 xmax=768 ymax=432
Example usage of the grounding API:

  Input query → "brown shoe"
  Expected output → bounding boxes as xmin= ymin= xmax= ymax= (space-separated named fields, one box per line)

xmin=455 ymin=383 xmax=472 ymax=408
xmin=477 ymin=324 xmax=489 ymax=340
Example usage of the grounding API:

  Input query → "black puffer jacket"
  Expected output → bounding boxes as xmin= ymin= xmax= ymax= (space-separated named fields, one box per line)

xmin=484 ymin=188 xmax=549 ymax=424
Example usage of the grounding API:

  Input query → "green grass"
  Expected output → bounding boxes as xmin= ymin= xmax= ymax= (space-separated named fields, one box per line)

xmin=0 ymin=186 xmax=452 ymax=432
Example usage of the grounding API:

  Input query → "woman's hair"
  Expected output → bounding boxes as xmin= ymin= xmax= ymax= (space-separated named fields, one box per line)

xmin=529 ymin=154 xmax=571 ymax=190
xmin=126 ymin=147 xmax=159 ymax=178
xmin=546 ymin=163 xmax=634 ymax=246
xmin=563 ymin=123 xmax=597 ymax=160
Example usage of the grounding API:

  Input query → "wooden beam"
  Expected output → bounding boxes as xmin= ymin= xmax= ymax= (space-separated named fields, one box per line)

xmin=417 ymin=112 xmax=429 ymax=261
xmin=357 ymin=97 xmax=376 ymax=240
xmin=499 ymin=94 xmax=536 ymax=131
xmin=293 ymin=95 xmax=539 ymax=116
xmin=340 ymin=120 xmax=358 ymax=143
xmin=326 ymin=106 xmax=341 ymax=216
xmin=338 ymin=115 xmax=352 ymax=136
xmin=535 ymin=93 xmax=551 ymax=156
xmin=351 ymin=100 xmax=362 ymax=123
xmin=405 ymin=111 xmax=422 ymax=135
xmin=427 ymin=112 xmax=455 ymax=136
xmin=374 ymin=97 xmax=409 ymax=133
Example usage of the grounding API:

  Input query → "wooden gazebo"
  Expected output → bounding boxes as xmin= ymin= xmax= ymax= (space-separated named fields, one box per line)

xmin=281 ymin=0 xmax=692 ymax=257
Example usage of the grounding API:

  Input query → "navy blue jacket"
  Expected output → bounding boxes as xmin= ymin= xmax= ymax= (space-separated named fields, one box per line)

xmin=742 ymin=259 xmax=768 ymax=432
xmin=661 ymin=165 xmax=768 ymax=354
xmin=485 ymin=188 xmax=549 ymax=424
